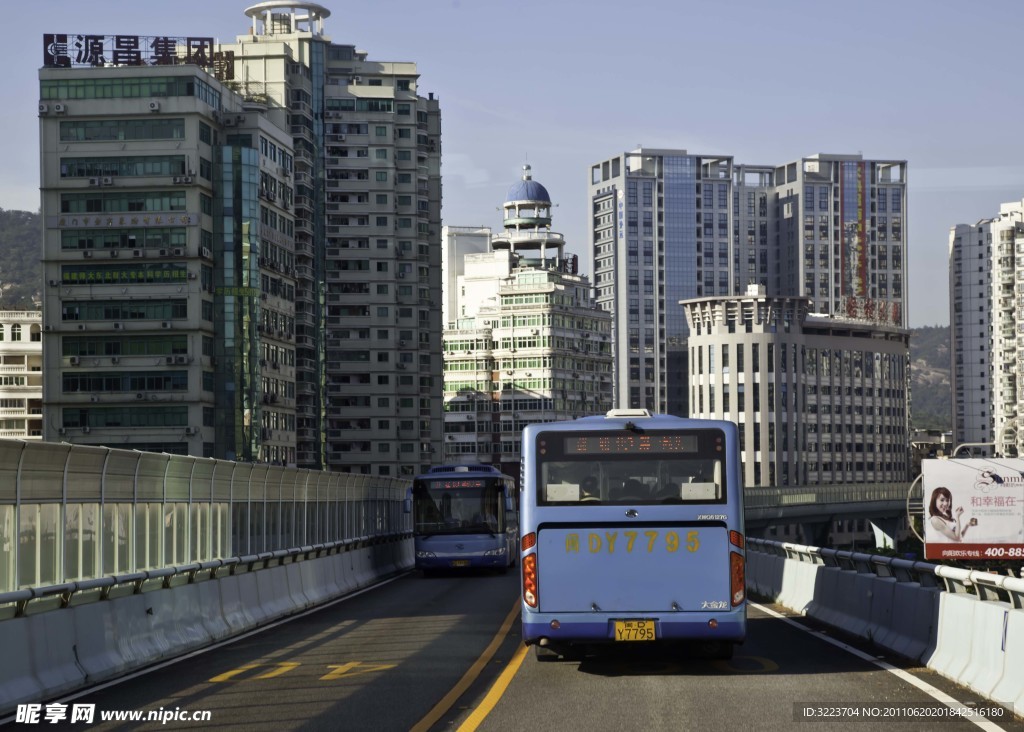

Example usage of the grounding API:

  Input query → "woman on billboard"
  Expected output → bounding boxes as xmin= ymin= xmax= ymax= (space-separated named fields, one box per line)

xmin=928 ymin=486 xmax=976 ymax=541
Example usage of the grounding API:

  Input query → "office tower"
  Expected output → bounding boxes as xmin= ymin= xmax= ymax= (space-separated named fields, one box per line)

xmin=683 ymin=287 xmax=911 ymax=487
xmin=443 ymin=167 xmax=612 ymax=476
xmin=0 ymin=312 xmax=42 ymax=440
xmin=38 ymin=3 xmax=443 ymax=476
xmin=588 ymin=149 xmax=907 ymax=416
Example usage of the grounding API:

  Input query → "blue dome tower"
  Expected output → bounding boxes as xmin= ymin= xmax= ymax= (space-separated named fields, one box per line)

xmin=493 ymin=165 xmax=569 ymax=270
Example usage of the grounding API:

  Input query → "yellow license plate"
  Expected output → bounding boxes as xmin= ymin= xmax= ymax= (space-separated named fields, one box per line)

xmin=450 ymin=560 xmax=470 ymax=567
xmin=614 ymin=619 xmax=656 ymax=642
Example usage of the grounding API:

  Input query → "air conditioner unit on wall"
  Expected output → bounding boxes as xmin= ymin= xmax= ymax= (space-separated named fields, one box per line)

xmin=54 ymin=103 xmax=67 ymax=114
xmin=148 ymin=100 xmax=160 ymax=112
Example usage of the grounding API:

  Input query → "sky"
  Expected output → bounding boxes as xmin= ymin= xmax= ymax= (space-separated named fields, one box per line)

xmin=6 ymin=0 xmax=1024 ymax=328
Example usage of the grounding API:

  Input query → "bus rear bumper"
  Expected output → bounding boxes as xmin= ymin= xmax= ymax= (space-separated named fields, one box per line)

xmin=415 ymin=555 xmax=508 ymax=571
xmin=522 ymin=611 xmax=746 ymax=646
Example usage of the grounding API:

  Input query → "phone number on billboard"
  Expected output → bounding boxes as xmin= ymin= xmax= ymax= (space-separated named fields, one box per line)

xmin=983 ymin=547 xmax=1024 ymax=558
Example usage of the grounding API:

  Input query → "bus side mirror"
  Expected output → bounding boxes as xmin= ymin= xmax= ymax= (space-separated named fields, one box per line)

xmin=505 ymin=495 xmax=514 ymax=512
xmin=403 ymin=497 xmax=412 ymax=514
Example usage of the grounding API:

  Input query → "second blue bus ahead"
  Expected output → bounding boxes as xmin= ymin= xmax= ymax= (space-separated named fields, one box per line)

xmin=519 ymin=409 xmax=746 ymax=659
xmin=406 ymin=464 xmax=517 ymax=574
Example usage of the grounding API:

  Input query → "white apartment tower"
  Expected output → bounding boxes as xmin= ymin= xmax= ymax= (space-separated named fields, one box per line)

xmin=38 ymin=2 xmax=443 ymax=476
xmin=0 ymin=312 xmax=43 ymax=440
xmin=949 ymin=201 xmax=1024 ymax=457
xmin=589 ymin=149 xmax=907 ymax=416
xmin=443 ymin=167 xmax=613 ymax=476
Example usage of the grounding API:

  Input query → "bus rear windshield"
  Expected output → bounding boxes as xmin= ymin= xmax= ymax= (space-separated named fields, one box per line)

xmin=535 ymin=428 xmax=727 ymax=506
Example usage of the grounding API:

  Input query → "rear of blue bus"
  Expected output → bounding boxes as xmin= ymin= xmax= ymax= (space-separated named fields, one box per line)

xmin=519 ymin=413 xmax=746 ymax=657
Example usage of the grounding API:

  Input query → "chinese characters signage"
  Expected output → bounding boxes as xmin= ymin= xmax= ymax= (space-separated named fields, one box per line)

xmin=43 ymin=34 xmax=234 ymax=80
xmin=47 ymin=214 xmax=198 ymax=229
xmin=921 ymin=458 xmax=1024 ymax=560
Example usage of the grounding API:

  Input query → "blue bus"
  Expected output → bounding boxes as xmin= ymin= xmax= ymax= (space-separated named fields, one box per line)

xmin=406 ymin=464 xmax=518 ymax=575
xmin=519 ymin=410 xmax=746 ymax=659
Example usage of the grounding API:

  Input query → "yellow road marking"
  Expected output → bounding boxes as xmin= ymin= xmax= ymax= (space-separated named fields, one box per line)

xmin=409 ymin=598 xmax=521 ymax=732
xmin=320 ymin=662 xmax=397 ymax=680
xmin=457 ymin=642 xmax=528 ymax=732
xmin=208 ymin=664 xmax=259 ymax=682
xmin=254 ymin=662 xmax=300 ymax=679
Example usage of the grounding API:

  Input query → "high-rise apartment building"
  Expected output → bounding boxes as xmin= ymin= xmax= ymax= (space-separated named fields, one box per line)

xmin=949 ymin=201 xmax=1024 ymax=457
xmin=0 ymin=312 xmax=43 ymax=440
xmin=588 ymin=149 xmax=907 ymax=415
xmin=39 ymin=2 xmax=443 ymax=476
xmin=443 ymin=167 xmax=612 ymax=476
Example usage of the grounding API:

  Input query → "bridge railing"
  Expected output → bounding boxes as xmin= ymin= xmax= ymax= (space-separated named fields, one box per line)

xmin=0 ymin=439 xmax=409 ymax=594
xmin=748 ymin=537 xmax=1024 ymax=607
xmin=745 ymin=481 xmax=917 ymax=508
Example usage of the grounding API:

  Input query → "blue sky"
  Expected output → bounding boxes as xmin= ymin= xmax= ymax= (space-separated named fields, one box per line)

xmin=7 ymin=0 xmax=1024 ymax=328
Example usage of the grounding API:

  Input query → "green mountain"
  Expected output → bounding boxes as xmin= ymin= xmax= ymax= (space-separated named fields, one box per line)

xmin=910 ymin=325 xmax=951 ymax=431
xmin=0 ymin=208 xmax=42 ymax=309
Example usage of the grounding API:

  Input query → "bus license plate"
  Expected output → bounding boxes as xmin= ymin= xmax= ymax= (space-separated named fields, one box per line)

xmin=614 ymin=619 xmax=656 ymax=641
xmin=450 ymin=560 xmax=470 ymax=567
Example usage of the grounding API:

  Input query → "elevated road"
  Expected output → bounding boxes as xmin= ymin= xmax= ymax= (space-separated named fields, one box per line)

xmin=20 ymin=570 xmax=1017 ymax=731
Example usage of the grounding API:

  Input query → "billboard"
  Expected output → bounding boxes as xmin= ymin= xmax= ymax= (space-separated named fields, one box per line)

xmin=921 ymin=458 xmax=1024 ymax=560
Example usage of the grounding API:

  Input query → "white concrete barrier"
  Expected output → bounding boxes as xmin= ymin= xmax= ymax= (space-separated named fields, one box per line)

xmin=809 ymin=570 xmax=873 ymax=639
xmin=864 ymin=576 xmax=897 ymax=644
xmin=873 ymin=582 xmax=939 ymax=663
xmin=926 ymin=592 xmax=978 ymax=680
xmin=804 ymin=567 xmax=844 ymax=628
xmin=776 ymin=558 xmax=817 ymax=614
xmin=71 ymin=601 xmax=127 ymax=682
xmin=958 ymin=601 xmax=1011 ymax=698
xmin=218 ymin=574 xmax=256 ymax=634
xmin=990 ymin=608 xmax=1024 ymax=717
xmin=0 ymin=536 xmax=414 ymax=716
xmin=26 ymin=613 xmax=85 ymax=698
xmin=0 ymin=618 xmax=45 ymax=711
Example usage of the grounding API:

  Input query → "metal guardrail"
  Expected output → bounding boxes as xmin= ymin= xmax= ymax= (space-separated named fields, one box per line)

xmin=0 ymin=531 xmax=410 ymax=620
xmin=747 ymin=537 xmax=1024 ymax=609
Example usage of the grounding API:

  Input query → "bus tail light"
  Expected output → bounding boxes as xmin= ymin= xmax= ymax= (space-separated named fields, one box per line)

xmin=522 ymin=553 xmax=538 ymax=608
xmin=730 ymin=551 xmax=745 ymax=606
xmin=729 ymin=530 xmax=744 ymax=549
xmin=521 ymin=532 xmax=536 ymax=551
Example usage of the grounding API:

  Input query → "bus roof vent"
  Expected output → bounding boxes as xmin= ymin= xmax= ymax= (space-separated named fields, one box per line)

xmin=605 ymin=409 xmax=652 ymax=419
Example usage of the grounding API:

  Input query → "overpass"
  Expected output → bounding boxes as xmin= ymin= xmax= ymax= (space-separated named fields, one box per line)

xmin=0 ymin=438 xmax=950 ymax=717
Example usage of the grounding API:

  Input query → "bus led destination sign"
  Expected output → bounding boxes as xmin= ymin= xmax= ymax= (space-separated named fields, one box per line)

xmin=564 ymin=434 xmax=698 ymax=455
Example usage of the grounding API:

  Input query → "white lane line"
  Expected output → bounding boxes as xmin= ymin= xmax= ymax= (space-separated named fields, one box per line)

xmin=750 ymin=601 xmax=1008 ymax=732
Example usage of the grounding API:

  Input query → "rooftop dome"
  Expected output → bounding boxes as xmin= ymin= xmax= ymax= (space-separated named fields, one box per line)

xmin=505 ymin=165 xmax=550 ymax=203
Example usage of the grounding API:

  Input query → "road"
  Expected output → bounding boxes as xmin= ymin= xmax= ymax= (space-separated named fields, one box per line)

xmin=17 ymin=570 xmax=1022 ymax=731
